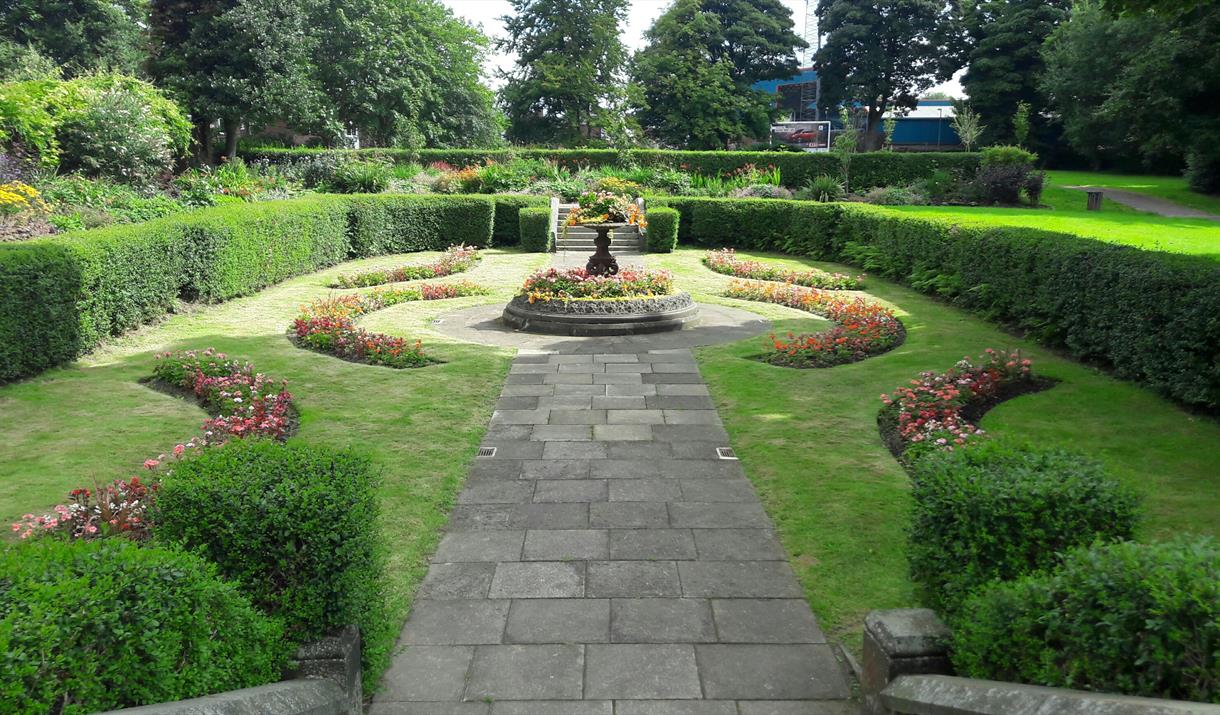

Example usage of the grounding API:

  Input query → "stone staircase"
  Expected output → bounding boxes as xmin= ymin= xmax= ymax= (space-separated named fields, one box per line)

xmin=554 ymin=203 xmax=646 ymax=256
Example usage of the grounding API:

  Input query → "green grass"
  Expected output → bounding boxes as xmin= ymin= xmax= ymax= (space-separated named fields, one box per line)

xmin=1046 ymin=169 xmax=1220 ymax=216
xmin=658 ymin=248 xmax=1220 ymax=650
xmin=0 ymin=248 xmax=547 ymax=687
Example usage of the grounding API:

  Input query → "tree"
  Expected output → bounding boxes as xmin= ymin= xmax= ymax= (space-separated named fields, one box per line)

xmin=815 ymin=0 xmax=963 ymax=149
xmin=1041 ymin=0 xmax=1220 ymax=183
xmin=950 ymin=101 xmax=984 ymax=151
xmin=0 ymin=0 xmax=146 ymax=77
xmin=497 ymin=0 xmax=629 ymax=145
xmin=630 ymin=0 xmax=774 ymax=149
xmin=960 ymin=0 xmax=1069 ymax=148
xmin=631 ymin=0 xmax=803 ymax=149
xmin=833 ymin=107 xmax=859 ymax=191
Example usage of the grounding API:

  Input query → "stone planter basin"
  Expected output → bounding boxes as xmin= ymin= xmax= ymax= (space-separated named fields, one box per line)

xmin=501 ymin=292 xmax=701 ymax=336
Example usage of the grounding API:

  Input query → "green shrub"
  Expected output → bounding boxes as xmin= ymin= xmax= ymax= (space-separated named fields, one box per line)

xmin=1185 ymin=150 xmax=1220 ymax=194
xmin=907 ymin=442 xmax=1139 ymax=613
xmin=346 ymin=194 xmax=494 ymax=256
xmin=326 ymin=161 xmax=392 ymax=194
xmin=156 ymin=440 xmax=388 ymax=678
xmin=57 ymin=87 xmax=173 ymax=184
xmin=491 ymin=194 xmax=549 ymax=246
xmin=952 ymin=538 xmax=1220 ymax=703
xmin=0 ymin=539 xmax=287 ymax=714
xmin=645 ymin=206 xmax=679 ymax=253
xmin=798 ymin=174 xmax=846 ymax=202
xmin=518 ymin=205 xmax=552 ymax=252
xmin=980 ymin=145 xmax=1038 ymax=167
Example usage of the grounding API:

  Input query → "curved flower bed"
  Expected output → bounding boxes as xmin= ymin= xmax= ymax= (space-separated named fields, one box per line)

xmin=13 ymin=349 xmax=294 ymax=540
xmin=725 ymin=280 xmax=903 ymax=367
xmin=293 ymin=281 xmax=486 ymax=368
xmin=332 ymin=244 xmax=480 ymax=288
xmin=522 ymin=267 xmax=673 ymax=302
xmin=704 ymin=249 xmax=862 ymax=290
xmin=878 ymin=348 xmax=1045 ymax=459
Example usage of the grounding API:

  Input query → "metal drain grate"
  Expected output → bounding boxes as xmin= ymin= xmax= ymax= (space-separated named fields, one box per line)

xmin=477 ymin=447 xmax=497 ymax=458
xmin=716 ymin=447 xmax=738 ymax=460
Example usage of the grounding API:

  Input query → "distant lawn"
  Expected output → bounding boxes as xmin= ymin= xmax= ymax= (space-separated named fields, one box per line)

xmin=657 ymin=248 xmax=1220 ymax=651
xmin=1046 ymin=169 xmax=1220 ymax=216
xmin=887 ymin=203 xmax=1220 ymax=260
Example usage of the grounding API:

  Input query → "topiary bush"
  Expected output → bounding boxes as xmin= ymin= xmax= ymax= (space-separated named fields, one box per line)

xmin=645 ymin=206 xmax=679 ymax=253
xmin=518 ymin=205 xmax=551 ymax=252
xmin=0 ymin=538 xmax=287 ymax=714
xmin=155 ymin=439 xmax=389 ymax=680
xmin=952 ymin=538 xmax=1220 ymax=703
xmin=906 ymin=441 xmax=1140 ymax=614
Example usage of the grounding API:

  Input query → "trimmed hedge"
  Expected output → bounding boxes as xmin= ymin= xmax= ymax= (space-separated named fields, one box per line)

xmin=906 ymin=442 xmax=1139 ymax=614
xmin=347 ymin=194 xmax=494 ymax=256
xmin=518 ymin=206 xmax=552 ymax=252
xmin=156 ymin=440 xmax=388 ymax=681
xmin=241 ymin=147 xmax=981 ymax=191
xmin=0 ymin=193 xmax=510 ymax=383
xmin=645 ymin=207 xmax=680 ymax=253
xmin=491 ymin=194 xmax=550 ymax=246
xmin=649 ymin=198 xmax=1220 ymax=410
xmin=952 ymin=538 xmax=1220 ymax=703
xmin=0 ymin=539 xmax=287 ymax=714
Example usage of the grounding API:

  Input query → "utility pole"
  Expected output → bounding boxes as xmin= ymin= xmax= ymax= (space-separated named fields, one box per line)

xmin=799 ymin=0 xmax=821 ymax=121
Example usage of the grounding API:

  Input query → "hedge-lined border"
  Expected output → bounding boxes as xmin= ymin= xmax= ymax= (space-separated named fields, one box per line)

xmin=241 ymin=147 xmax=981 ymax=192
xmin=651 ymin=197 xmax=1220 ymax=410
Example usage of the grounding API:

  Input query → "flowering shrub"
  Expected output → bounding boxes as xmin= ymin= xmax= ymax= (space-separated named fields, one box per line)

xmin=881 ymin=348 xmax=1034 ymax=454
xmin=333 ymin=244 xmax=480 ymax=288
xmin=564 ymin=191 xmax=647 ymax=229
xmin=725 ymin=280 xmax=903 ymax=367
xmin=521 ymin=267 xmax=673 ymax=302
xmin=293 ymin=281 xmax=486 ymax=367
xmin=704 ymin=249 xmax=862 ymax=290
xmin=12 ymin=348 xmax=294 ymax=540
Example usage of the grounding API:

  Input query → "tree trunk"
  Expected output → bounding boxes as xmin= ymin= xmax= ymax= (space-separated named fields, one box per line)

xmin=222 ymin=118 xmax=241 ymax=160
xmin=194 ymin=120 xmax=213 ymax=165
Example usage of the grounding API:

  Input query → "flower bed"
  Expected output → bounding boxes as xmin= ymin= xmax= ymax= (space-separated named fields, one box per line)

xmin=521 ymin=267 xmax=673 ymax=302
xmin=725 ymin=280 xmax=903 ymax=367
xmin=879 ymin=348 xmax=1041 ymax=457
xmin=703 ymin=249 xmax=862 ymax=290
xmin=13 ymin=349 xmax=294 ymax=540
xmin=332 ymin=244 xmax=480 ymax=288
xmin=292 ymin=281 xmax=486 ymax=367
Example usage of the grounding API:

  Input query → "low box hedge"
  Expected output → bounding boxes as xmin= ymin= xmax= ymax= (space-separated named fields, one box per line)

xmin=0 ymin=538 xmax=287 ymax=714
xmin=0 ymin=193 xmax=510 ymax=383
xmin=645 ymin=207 xmax=679 ymax=253
xmin=491 ymin=194 xmax=550 ymax=246
xmin=155 ymin=439 xmax=388 ymax=683
xmin=952 ymin=538 xmax=1220 ymax=703
xmin=242 ymin=146 xmax=981 ymax=191
xmin=906 ymin=442 xmax=1139 ymax=614
xmin=518 ymin=205 xmax=552 ymax=252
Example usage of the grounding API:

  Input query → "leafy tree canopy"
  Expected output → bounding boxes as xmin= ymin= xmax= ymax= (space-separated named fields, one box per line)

xmin=0 ymin=0 xmax=146 ymax=77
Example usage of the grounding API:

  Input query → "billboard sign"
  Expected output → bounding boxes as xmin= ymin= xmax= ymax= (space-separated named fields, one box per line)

xmin=771 ymin=121 xmax=831 ymax=152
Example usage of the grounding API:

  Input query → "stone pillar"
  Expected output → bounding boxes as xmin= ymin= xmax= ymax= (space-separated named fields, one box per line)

xmin=288 ymin=625 xmax=362 ymax=715
xmin=861 ymin=609 xmax=953 ymax=715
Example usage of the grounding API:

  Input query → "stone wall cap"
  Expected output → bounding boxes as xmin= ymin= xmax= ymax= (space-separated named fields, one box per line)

xmin=882 ymin=675 xmax=1220 ymax=715
xmin=295 ymin=625 xmax=360 ymax=661
xmin=865 ymin=608 xmax=951 ymax=658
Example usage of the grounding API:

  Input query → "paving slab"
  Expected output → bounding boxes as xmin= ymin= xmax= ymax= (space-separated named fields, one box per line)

xmin=376 ymin=332 xmax=853 ymax=711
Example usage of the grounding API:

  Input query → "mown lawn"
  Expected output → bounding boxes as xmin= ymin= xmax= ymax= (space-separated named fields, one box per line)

xmin=1045 ymin=169 xmax=1220 ymax=216
xmin=0 ymin=248 xmax=547 ymax=685
xmin=657 ymin=248 xmax=1220 ymax=650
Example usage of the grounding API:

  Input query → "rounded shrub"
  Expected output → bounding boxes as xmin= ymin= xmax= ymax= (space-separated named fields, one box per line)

xmin=518 ymin=205 xmax=552 ymax=252
xmin=907 ymin=441 xmax=1139 ymax=613
xmin=0 ymin=538 xmax=286 ymax=714
xmin=952 ymin=538 xmax=1220 ymax=703
xmin=155 ymin=440 xmax=387 ymax=668
xmin=645 ymin=206 xmax=679 ymax=253
xmin=325 ymin=160 xmax=392 ymax=193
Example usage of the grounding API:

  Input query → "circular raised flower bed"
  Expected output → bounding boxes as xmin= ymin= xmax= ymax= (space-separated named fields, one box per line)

xmin=501 ymin=267 xmax=700 ymax=336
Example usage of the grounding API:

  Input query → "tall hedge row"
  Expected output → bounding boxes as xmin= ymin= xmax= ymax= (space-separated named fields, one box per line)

xmin=0 ymin=194 xmax=498 ymax=383
xmin=241 ymin=147 xmax=981 ymax=191
xmin=652 ymin=197 xmax=1220 ymax=409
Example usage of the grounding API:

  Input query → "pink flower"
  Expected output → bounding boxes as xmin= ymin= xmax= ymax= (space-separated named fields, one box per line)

xmin=143 ymin=459 xmax=160 ymax=470
xmin=173 ymin=444 xmax=185 ymax=457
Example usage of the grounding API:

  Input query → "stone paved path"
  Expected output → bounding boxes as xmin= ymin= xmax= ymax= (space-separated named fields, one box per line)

xmin=372 ymin=347 xmax=856 ymax=714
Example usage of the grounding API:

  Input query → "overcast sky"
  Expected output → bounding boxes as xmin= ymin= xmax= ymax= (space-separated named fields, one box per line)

xmin=439 ymin=0 xmax=963 ymax=95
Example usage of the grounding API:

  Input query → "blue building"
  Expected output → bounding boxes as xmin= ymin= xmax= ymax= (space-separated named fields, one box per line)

xmin=752 ymin=69 xmax=962 ymax=150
